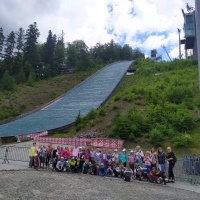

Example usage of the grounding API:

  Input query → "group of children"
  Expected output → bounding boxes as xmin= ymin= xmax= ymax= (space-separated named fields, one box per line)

xmin=29 ymin=143 xmax=176 ymax=185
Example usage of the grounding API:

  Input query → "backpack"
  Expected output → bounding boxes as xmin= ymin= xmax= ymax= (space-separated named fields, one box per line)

xmin=124 ymin=172 xmax=132 ymax=181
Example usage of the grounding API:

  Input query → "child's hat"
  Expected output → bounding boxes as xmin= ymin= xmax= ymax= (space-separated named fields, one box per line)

xmin=122 ymin=148 xmax=126 ymax=152
xmin=100 ymin=163 xmax=104 ymax=166
xmin=114 ymin=149 xmax=118 ymax=151
xmin=130 ymin=150 xmax=134 ymax=153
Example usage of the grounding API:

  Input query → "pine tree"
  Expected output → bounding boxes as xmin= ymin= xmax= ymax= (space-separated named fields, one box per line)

xmin=4 ymin=31 xmax=16 ymax=74
xmin=0 ymin=28 xmax=5 ymax=58
xmin=43 ymin=30 xmax=56 ymax=67
xmin=53 ymin=31 xmax=65 ymax=76
xmin=16 ymin=27 xmax=25 ymax=54
xmin=24 ymin=22 xmax=40 ymax=71
xmin=4 ymin=31 xmax=16 ymax=57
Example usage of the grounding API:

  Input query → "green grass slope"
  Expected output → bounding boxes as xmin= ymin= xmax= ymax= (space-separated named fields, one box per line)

xmin=62 ymin=59 xmax=200 ymax=156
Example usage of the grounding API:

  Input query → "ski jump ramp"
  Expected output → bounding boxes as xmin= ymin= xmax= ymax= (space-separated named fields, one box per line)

xmin=0 ymin=61 xmax=133 ymax=137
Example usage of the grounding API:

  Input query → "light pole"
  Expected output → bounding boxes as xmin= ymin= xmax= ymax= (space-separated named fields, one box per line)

xmin=177 ymin=28 xmax=181 ymax=59
xmin=195 ymin=0 xmax=200 ymax=91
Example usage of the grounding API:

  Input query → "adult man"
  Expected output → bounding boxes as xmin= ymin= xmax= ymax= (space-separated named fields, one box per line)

xmin=28 ymin=142 xmax=38 ymax=168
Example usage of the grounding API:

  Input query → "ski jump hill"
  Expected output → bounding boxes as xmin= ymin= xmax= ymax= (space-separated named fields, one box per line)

xmin=0 ymin=61 xmax=133 ymax=138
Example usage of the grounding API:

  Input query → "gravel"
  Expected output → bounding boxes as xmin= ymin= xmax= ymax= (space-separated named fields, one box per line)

xmin=0 ymin=170 xmax=199 ymax=200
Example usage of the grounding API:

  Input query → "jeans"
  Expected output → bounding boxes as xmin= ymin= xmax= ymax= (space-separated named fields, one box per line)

xmin=158 ymin=164 xmax=165 ymax=172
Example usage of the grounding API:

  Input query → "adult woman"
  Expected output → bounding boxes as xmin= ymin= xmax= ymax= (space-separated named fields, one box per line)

xmin=157 ymin=147 xmax=166 ymax=172
xmin=150 ymin=148 xmax=157 ymax=168
xmin=112 ymin=149 xmax=119 ymax=164
xmin=128 ymin=150 xmax=136 ymax=171
xmin=119 ymin=149 xmax=127 ymax=167
xmin=166 ymin=147 xmax=176 ymax=183
xmin=135 ymin=146 xmax=144 ymax=166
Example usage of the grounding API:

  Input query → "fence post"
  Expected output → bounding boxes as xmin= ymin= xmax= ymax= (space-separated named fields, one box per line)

xmin=2 ymin=147 xmax=9 ymax=164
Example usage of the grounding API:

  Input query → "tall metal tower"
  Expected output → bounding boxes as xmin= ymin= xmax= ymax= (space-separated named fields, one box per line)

xmin=181 ymin=3 xmax=197 ymax=59
xmin=195 ymin=0 xmax=200 ymax=91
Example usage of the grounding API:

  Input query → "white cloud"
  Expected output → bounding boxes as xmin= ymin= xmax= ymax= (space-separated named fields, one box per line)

xmin=0 ymin=0 xmax=196 ymax=59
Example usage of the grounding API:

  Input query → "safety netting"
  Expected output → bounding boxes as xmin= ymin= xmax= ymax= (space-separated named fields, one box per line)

xmin=0 ymin=61 xmax=133 ymax=137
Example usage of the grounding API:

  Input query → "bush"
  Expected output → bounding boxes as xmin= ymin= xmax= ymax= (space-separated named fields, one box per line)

xmin=99 ymin=109 xmax=106 ymax=116
xmin=154 ymin=123 xmax=175 ymax=137
xmin=114 ymin=95 xmax=121 ymax=101
xmin=172 ymin=134 xmax=193 ymax=147
xmin=26 ymin=70 xmax=36 ymax=86
xmin=169 ymin=108 xmax=195 ymax=132
xmin=165 ymin=86 xmax=194 ymax=104
xmin=75 ymin=111 xmax=82 ymax=126
xmin=110 ymin=116 xmax=135 ymax=140
xmin=1 ymin=71 xmax=16 ymax=90
xmin=112 ymin=105 xmax=118 ymax=110
xmin=85 ymin=109 xmax=97 ymax=120
xmin=149 ymin=128 xmax=164 ymax=146
xmin=0 ymin=103 xmax=20 ymax=120
xmin=15 ymin=69 xmax=26 ymax=84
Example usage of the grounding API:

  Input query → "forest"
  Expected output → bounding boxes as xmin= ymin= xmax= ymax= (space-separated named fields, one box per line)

xmin=0 ymin=22 xmax=144 ymax=90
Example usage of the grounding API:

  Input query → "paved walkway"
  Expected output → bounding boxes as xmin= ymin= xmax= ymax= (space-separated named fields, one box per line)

xmin=0 ymin=159 xmax=28 ymax=170
xmin=0 ymin=141 xmax=199 ymax=194
xmin=0 ymin=159 xmax=199 ymax=194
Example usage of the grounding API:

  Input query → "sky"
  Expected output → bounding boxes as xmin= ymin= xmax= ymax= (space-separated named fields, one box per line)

xmin=0 ymin=0 xmax=196 ymax=61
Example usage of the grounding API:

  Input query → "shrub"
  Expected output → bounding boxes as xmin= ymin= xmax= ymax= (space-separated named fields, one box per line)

xmin=15 ymin=69 xmax=26 ymax=84
xmin=165 ymin=86 xmax=194 ymax=104
xmin=99 ymin=109 xmax=106 ymax=116
xmin=169 ymin=108 xmax=195 ymax=132
xmin=112 ymin=105 xmax=118 ymax=110
xmin=149 ymin=128 xmax=164 ymax=146
xmin=154 ymin=123 xmax=175 ymax=137
xmin=75 ymin=111 xmax=82 ymax=126
xmin=114 ymin=95 xmax=121 ymax=101
xmin=172 ymin=134 xmax=193 ymax=147
xmin=110 ymin=115 xmax=135 ymax=140
xmin=1 ymin=71 xmax=16 ymax=90
xmin=26 ymin=70 xmax=36 ymax=86
xmin=85 ymin=109 xmax=97 ymax=120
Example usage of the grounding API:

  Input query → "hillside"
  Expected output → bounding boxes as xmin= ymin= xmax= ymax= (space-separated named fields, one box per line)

xmin=0 ymin=66 xmax=102 ymax=123
xmin=1 ymin=59 xmax=200 ymax=155
xmin=55 ymin=59 xmax=200 ymax=156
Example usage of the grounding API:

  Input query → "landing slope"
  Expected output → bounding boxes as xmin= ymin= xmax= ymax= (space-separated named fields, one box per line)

xmin=0 ymin=61 xmax=132 ymax=137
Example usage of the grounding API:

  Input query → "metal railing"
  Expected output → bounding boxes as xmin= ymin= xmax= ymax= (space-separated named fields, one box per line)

xmin=0 ymin=146 xmax=199 ymax=184
xmin=175 ymin=155 xmax=200 ymax=185
xmin=0 ymin=146 xmax=29 ymax=163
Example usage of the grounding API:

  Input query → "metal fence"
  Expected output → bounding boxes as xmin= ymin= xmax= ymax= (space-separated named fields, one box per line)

xmin=0 ymin=146 xmax=7 ymax=160
xmin=173 ymin=157 xmax=200 ymax=185
xmin=0 ymin=146 xmax=199 ymax=184
xmin=0 ymin=146 xmax=29 ymax=163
